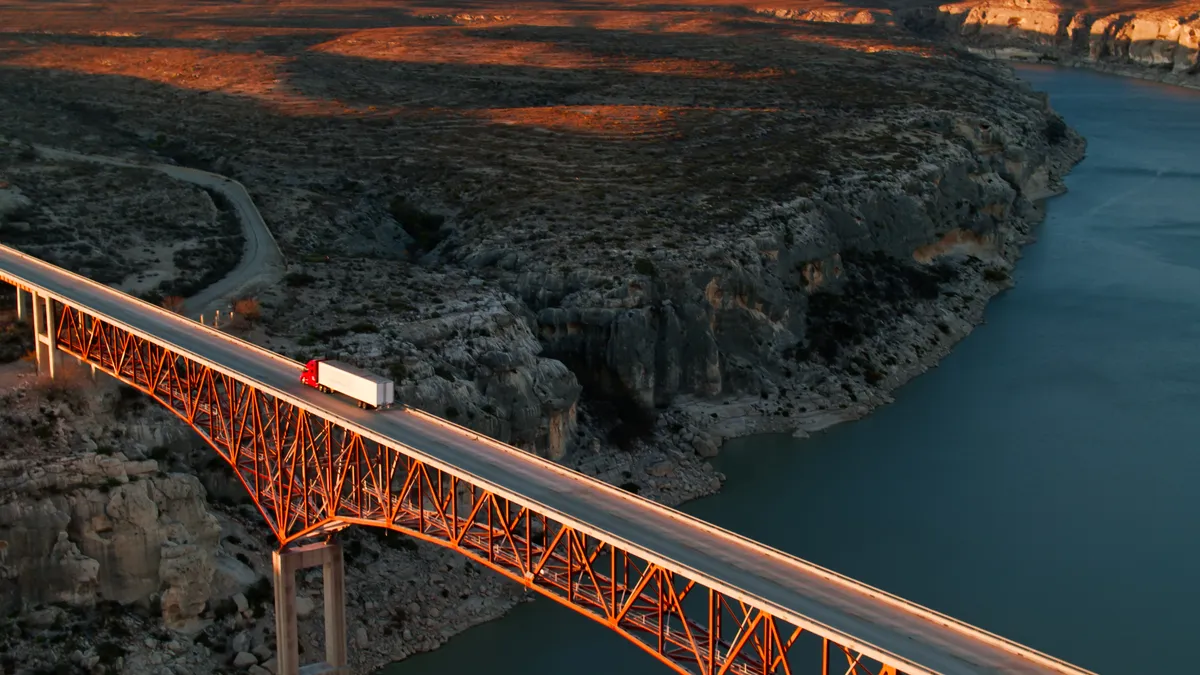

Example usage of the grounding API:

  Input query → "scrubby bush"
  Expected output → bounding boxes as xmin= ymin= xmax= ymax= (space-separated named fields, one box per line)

xmin=285 ymin=271 xmax=316 ymax=287
xmin=233 ymin=297 xmax=261 ymax=322
xmin=160 ymin=296 xmax=186 ymax=314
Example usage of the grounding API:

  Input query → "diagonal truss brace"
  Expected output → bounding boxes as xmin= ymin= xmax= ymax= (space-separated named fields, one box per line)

xmin=50 ymin=300 xmax=905 ymax=675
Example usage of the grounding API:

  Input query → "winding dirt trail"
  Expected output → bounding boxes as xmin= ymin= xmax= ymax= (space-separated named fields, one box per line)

xmin=31 ymin=144 xmax=284 ymax=315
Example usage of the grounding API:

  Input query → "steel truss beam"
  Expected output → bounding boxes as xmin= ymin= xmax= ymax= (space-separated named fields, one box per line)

xmin=52 ymin=302 xmax=901 ymax=675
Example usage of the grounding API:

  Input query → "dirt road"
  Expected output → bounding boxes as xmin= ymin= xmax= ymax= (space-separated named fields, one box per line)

xmin=31 ymin=144 xmax=284 ymax=315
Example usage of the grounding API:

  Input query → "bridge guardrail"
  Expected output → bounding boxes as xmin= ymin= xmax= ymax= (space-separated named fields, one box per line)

xmin=0 ymin=243 xmax=1096 ymax=675
xmin=0 ymin=243 xmax=301 ymax=371
xmin=405 ymin=407 xmax=1097 ymax=674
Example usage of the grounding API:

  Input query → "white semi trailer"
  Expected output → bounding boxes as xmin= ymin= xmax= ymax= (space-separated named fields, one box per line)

xmin=300 ymin=358 xmax=395 ymax=409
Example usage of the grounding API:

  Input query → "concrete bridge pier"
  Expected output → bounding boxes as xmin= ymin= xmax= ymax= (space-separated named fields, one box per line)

xmin=30 ymin=291 xmax=58 ymax=377
xmin=15 ymin=287 xmax=26 ymax=320
xmin=272 ymin=540 xmax=348 ymax=675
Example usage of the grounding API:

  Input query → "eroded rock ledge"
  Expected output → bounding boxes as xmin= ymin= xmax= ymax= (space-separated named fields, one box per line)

xmin=903 ymin=1 xmax=1200 ymax=89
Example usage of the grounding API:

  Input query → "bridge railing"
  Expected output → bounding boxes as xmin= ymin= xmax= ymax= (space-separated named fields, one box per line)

xmin=42 ymin=298 xmax=904 ymax=675
xmin=0 ymin=246 xmax=1095 ymax=675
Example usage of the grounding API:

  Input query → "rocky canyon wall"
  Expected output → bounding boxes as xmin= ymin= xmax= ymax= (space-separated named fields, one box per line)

xmin=483 ymin=95 xmax=1084 ymax=435
xmin=904 ymin=1 xmax=1200 ymax=89
xmin=0 ymin=371 xmax=262 ymax=636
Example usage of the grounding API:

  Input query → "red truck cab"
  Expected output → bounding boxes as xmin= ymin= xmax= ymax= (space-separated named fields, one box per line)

xmin=300 ymin=358 xmax=323 ymax=389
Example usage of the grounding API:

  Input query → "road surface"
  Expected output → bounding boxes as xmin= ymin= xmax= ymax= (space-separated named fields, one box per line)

xmin=0 ymin=245 xmax=1096 ymax=675
xmin=31 ymin=144 xmax=283 ymax=315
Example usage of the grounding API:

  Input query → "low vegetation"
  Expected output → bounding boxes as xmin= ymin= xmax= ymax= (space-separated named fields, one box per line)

xmin=0 ymin=152 xmax=244 ymax=299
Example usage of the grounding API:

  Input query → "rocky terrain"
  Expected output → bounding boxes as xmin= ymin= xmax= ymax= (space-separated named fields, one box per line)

xmin=0 ymin=0 xmax=1091 ymax=673
xmin=0 ymin=344 xmax=551 ymax=674
xmin=893 ymin=0 xmax=1200 ymax=89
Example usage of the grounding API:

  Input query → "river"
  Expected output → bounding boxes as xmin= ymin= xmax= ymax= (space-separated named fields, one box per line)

xmin=384 ymin=66 xmax=1200 ymax=675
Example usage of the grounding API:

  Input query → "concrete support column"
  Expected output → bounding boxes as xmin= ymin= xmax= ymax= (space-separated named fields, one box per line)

xmin=16 ymin=287 xmax=26 ymax=320
xmin=30 ymin=290 xmax=42 ymax=371
xmin=44 ymin=295 xmax=57 ymax=378
xmin=30 ymin=290 xmax=56 ymax=377
xmin=33 ymin=294 xmax=58 ymax=378
xmin=323 ymin=548 xmax=347 ymax=669
xmin=272 ymin=541 xmax=348 ymax=675
xmin=273 ymin=551 xmax=299 ymax=675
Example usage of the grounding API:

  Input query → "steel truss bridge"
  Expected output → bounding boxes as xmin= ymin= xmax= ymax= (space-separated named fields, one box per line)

xmin=0 ymin=244 xmax=1096 ymax=675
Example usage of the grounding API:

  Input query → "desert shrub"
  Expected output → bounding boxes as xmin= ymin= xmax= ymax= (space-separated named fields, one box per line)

xmin=160 ymin=296 xmax=186 ymax=314
xmin=96 ymin=642 xmax=126 ymax=665
xmin=244 ymin=579 xmax=272 ymax=608
xmin=387 ymin=360 xmax=407 ymax=381
xmin=0 ymin=318 xmax=32 ymax=363
xmin=233 ymin=297 xmax=261 ymax=322
xmin=983 ymin=267 xmax=1010 ymax=282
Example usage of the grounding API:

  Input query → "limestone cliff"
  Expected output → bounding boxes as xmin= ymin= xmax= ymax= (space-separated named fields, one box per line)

xmin=904 ymin=1 xmax=1200 ymax=88
xmin=466 ymin=86 xmax=1085 ymax=434
xmin=0 ymin=456 xmax=220 ymax=628
xmin=263 ymin=263 xmax=584 ymax=461
xmin=0 ymin=371 xmax=232 ymax=631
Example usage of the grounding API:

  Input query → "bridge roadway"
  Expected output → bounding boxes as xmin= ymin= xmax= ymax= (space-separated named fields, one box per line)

xmin=0 ymin=245 xmax=1095 ymax=675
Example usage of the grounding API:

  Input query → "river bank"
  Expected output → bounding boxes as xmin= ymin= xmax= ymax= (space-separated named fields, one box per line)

xmin=693 ymin=66 xmax=1200 ymax=675
xmin=651 ymin=120 xmax=1085 ymax=466
xmin=386 ymin=64 xmax=1200 ymax=675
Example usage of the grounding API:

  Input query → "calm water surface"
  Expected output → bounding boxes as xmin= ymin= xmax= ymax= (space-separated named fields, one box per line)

xmin=386 ymin=67 xmax=1200 ymax=675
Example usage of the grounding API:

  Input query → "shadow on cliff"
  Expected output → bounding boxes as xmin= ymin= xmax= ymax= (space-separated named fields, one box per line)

xmin=546 ymin=352 xmax=658 ymax=451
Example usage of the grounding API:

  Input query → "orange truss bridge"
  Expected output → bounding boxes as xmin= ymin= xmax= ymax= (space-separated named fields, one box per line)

xmin=0 ymin=244 xmax=1096 ymax=675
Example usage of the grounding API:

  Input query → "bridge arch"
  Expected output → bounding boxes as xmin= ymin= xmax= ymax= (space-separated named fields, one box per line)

xmin=33 ymin=295 xmax=866 ymax=675
xmin=0 ymin=247 xmax=1099 ymax=675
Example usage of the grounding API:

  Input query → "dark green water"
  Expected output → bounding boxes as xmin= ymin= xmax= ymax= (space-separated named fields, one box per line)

xmin=385 ymin=66 xmax=1200 ymax=675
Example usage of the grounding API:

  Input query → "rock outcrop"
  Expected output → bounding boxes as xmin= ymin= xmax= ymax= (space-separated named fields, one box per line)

xmin=0 ymin=371 xmax=224 ymax=630
xmin=904 ymin=1 xmax=1200 ymax=89
xmin=0 ymin=458 xmax=220 ymax=629
xmin=461 ymin=100 xmax=1084 ymax=428
xmin=264 ymin=263 xmax=584 ymax=460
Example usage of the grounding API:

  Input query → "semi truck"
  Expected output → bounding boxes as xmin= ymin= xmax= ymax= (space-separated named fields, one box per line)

xmin=300 ymin=358 xmax=395 ymax=410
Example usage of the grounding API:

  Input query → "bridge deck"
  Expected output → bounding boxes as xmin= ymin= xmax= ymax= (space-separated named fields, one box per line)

xmin=0 ymin=245 xmax=1094 ymax=675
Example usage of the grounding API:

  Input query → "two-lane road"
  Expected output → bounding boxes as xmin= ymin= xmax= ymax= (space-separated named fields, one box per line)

xmin=0 ymin=244 xmax=1096 ymax=675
